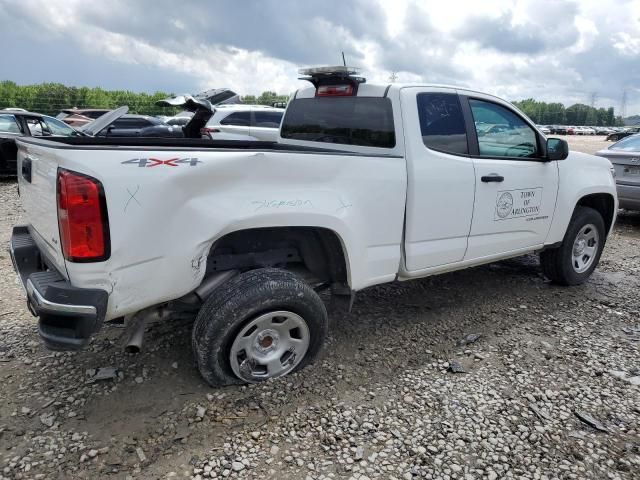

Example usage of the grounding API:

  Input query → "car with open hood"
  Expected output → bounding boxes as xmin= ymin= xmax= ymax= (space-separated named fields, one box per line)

xmin=77 ymin=96 xmax=215 ymax=139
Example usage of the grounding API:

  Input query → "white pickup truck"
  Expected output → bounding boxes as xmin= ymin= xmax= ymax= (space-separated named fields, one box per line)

xmin=11 ymin=67 xmax=617 ymax=386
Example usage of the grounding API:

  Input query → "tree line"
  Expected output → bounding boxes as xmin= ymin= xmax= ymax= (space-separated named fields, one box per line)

xmin=0 ymin=81 xmax=625 ymax=126
xmin=0 ymin=81 xmax=290 ymax=117
xmin=512 ymin=98 xmax=625 ymax=126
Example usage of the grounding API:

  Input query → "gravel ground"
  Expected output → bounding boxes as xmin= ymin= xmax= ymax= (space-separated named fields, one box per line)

xmin=1 ymin=136 xmax=639 ymax=480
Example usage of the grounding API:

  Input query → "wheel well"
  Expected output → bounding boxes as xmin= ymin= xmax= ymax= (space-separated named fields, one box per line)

xmin=576 ymin=193 xmax=615 ymax=234
xmin=204 ymin=227 xmax=349 ymax=292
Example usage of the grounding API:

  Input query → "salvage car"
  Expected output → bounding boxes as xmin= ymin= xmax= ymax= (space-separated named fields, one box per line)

xmin=596 ymin=134 xmax=640 ymax=210
xmin=77 ymin=97 xmax=214 ymax=139
xmin=200 ymin=105 xmax=285 ymax=141
xmin=10 ymin=66 xmax=617 ymax=387
xmin=82 ymin=113 xmax=184 ymax=138
xmin=0 ymin=111 xmax=80 ymax=175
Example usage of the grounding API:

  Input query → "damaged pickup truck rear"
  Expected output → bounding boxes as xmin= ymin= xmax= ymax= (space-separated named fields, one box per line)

xmin=10 ymin=67 xmax=617 ymax=386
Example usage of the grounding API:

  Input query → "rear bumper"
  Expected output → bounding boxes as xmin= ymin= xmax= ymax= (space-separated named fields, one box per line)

xmin=616 ymin=182 xmax=640 ymax=211
xmin=10 ymin=225 xmax=108 ymax=350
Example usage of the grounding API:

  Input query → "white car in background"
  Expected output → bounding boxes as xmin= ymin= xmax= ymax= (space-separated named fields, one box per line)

xmin=201 ymin=105 xmax=285 ymax=142
xmin=575 ymin=126 xmax=595 ymax=135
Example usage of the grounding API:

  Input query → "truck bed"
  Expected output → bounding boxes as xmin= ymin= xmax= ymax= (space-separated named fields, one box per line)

xmin=15 ymin=134 xmax=408 ymax=325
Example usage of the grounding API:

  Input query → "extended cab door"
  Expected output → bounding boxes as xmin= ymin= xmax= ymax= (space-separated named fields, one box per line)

xmin=401 ymin=88 xmax=476 ymax=270
xmin=462 ymin=94 xmax=559 ymax=259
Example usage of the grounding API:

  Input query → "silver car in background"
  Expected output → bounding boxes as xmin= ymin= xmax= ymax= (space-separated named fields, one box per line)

xmin=596 ymin=134 xmax=640 ymax=210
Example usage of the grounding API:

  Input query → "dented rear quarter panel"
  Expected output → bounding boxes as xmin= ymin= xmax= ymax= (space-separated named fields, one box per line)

xmin=37 ymin=146 xmax=407 ymax=320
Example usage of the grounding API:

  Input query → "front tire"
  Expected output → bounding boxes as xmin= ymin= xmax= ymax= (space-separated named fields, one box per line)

xmin=192 ymin=268 xmax=328 ymax=386
xmin=540 ymin=206 xmax=605 ymax=285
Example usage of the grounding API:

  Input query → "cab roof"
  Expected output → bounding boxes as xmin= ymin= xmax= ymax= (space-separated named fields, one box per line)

xmin=294 ymin=82 xmax=508 ymax=105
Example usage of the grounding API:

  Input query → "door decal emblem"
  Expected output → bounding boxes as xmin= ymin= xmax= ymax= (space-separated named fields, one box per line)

xmin=496 ymin=192 xmax=514 ymax=219
xmin=494 ymin=188 xmax=543 ymax=221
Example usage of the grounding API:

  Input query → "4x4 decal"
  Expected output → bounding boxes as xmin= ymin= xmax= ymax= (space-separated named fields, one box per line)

xmin=121 ymin=157 xmax=201 ymax=167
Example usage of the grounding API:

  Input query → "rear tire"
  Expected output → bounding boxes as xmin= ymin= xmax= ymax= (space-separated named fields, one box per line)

xmin=192 ymin=268 xmax=328 ymax=386
xmin=540 ymin=206 xmax=605 ymax=285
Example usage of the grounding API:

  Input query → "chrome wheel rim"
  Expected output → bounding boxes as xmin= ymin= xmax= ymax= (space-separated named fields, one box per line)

xmin=571 ymin=224 xmax=599 ymax=273
xmin=229 ymin=311 xmax=310 ymax=383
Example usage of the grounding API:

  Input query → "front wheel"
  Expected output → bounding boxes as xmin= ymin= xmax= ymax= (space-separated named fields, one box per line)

xmin=540 ymin=206 xmax=606 ymax=285
xmin=192 ymin=268 xmax=328 ymax=386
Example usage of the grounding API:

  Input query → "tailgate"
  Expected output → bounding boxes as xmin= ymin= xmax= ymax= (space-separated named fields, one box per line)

xmin=16 ymin=140 xmax=67 ymax=276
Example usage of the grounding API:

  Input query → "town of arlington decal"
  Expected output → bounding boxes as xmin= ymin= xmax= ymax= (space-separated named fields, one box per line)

xmin=495 ymin=188 xmax=543 ymax=221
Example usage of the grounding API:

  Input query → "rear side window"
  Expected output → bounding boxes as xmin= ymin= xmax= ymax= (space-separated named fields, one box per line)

xmin=281 ymin=97 xmax=395 ymax=148
xmin=221 ymin=111 xmax=250 ymax=126
xmin=417 ymin=93 xmax=468 ymax=154
xmin=253 ymin=111 xmax=283 ymax=128
xmin=0 ymin=114 xmax=21 ymax=134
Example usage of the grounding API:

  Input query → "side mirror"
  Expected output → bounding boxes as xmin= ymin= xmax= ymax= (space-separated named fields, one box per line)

xmin=546 ymin=138 xmax=569 ymax=161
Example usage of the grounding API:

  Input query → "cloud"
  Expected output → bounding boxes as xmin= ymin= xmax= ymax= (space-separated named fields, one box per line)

xmin=0 ymin=0 xmax=638 ymax=114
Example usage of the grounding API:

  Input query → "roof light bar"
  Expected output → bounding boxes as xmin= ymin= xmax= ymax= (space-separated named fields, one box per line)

xmin=298 ymin=65 xmax=361 ymax=76
xmin=298 ymin=65 xmax=366 ymax=91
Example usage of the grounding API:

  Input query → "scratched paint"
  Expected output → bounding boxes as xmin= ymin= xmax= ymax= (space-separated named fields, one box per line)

xmin=251 ymin=199 xmax=314 ymax=211
xmin=124 ymin=185 xmax=141 ymax=212
xmin=336 ymin=197 xmax=353 ymax=213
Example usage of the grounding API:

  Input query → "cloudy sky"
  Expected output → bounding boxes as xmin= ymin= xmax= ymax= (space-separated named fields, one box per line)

xmin=1 ymin=0 xmax=639 ymax=114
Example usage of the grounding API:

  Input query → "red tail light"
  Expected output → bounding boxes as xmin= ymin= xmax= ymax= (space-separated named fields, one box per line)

xmin=57 ymin=169 xmax=110 ymax=262
xmin=316 ymin=84 xmax=354 ymax=97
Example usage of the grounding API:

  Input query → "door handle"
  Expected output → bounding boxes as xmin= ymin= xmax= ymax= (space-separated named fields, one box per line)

xmin=481 ymin=174 xmax=504 ymax=183
xmin=22 ymin=156 xmax=33 ymax=183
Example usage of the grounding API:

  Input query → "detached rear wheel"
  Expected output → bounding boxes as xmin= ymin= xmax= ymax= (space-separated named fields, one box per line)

xmin=192 ymin=268 xmax=328 ymax=386
xmin=540 ymin=206 xmax=605 ymax=285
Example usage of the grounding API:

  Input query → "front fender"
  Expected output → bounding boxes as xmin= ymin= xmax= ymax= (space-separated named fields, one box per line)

xmin=545 ymin=152 xmax=617 ymax=244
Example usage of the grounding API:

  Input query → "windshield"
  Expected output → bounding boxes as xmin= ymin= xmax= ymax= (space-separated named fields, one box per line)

xmin=281 ymin=96 xmax=395 ymax=148
xmin=42 ymin=116 xmax=79 ymax=136
xmin=610 ymin=134 xmax=640 ymax=151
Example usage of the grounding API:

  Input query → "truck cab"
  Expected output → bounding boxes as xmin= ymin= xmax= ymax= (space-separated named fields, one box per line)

xmin=278 ymin=67 xmax=615 ymax=278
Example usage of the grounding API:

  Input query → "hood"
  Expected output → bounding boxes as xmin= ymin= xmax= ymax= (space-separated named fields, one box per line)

xmin=156 ymin=95 xmax=215 ymax=138
xmin=79 ymin=106 xmax=129 ymax=137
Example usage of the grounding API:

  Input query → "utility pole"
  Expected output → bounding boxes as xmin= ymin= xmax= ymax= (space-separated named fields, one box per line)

xmin=590 ymin=92 xmax=597 ymax=108
xmin=621 ymin=90 xmax=628 ymax=120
